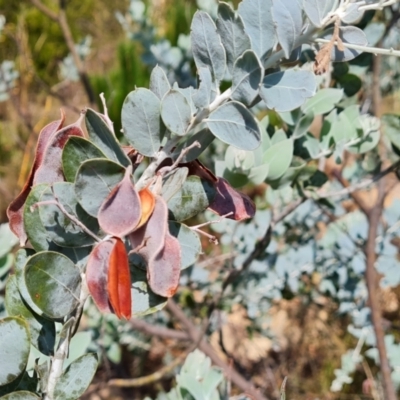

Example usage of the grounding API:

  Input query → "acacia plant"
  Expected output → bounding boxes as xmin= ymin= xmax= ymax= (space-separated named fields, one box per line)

xmin=2 ymin=0 xmax=400 ymax=399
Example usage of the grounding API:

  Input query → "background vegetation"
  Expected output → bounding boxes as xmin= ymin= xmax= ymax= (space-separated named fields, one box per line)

xmin=2 ymin=1 xmax=400 ymax=399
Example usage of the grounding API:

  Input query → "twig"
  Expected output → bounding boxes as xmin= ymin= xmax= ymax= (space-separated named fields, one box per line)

xmin=315 ymin=160 xmax=400 ymax=199
xmin=109 ymin=350 xmax=187 ymax=387
xmin=166 ymin=299 xmax=269 ymax=400
xmin=314 ymin=38 xmax=400 ymax=57
xmin=29 ymin=0 xmax=96 ymax=106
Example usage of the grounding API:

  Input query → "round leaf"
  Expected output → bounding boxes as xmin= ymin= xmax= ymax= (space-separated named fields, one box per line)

xmin=206 ymin=101 xmax=261 ymax=151
xmin=0 ymin=317 xmax=30 ymax=386
xmin=24 ymin=252 xmax=81 ymax=319
xmin=62 ymin=137 xmax=106 ymax=183
xmin=74 ymin=158 xmax=125 ymax=217
xmin=161 ymin=90 xmax=192 ymax=136
xmin=263 ymin=139 xmax=294 ymax=181
xmin=260 ymin=70 xmax=316 ymax=112
xmin=121 ymin=88 xmax=162 ymax=157
xmin=168 ymin=176 xmax=216 ymax=222
xmin=39 ymin=182 xmax=100 ymax=247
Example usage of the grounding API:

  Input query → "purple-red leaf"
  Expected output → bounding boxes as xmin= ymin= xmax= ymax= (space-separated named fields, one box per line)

xmin=147 ymin=232 xmax=181 ymax=297
xmin=208 ymin=178 xmax=255 ymax=221
xmin=107 ymin=237 xmax=132 ymax=319
xmin=7 ymin=112 xmax=65 ymax=245
xmin=98 ymin=165 xmax=141 ymax=237
xmin=86 ymin=239 xmax=114 ymax=313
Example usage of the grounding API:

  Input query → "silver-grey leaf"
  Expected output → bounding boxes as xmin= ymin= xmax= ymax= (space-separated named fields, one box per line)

xmin=161 ymin=90 xmax=192 ymax=136
xmin=216 ymin=2 xmax=251 ymax=76
xmin=272 ymin=0 xmax=303 ymax=58
xmin=150 ymin=65 xmax=171 ymax=100
xmin=238 ymin=0 xmax=276 ymax=60
xmin=231 ymin=50 xmax=263 ymax=106
xmin=191 ymin=10 xmax=226 ymax=82
xmin=121 ymin=88 xmax=161 ymax=157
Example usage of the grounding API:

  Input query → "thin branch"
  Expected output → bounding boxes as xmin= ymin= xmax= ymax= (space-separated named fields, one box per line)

xmin=29 ymin=0 xmax=58 ymax=21
xmin=109 ymin=350 xmax=188 ymax=388
xmin=29 ymin=0 xmax=96 ymax=106
xmin=316 ymin=160 xmax=400 ymax=199
xmin=364 ymin=180 xmax=396 ymax=400
xmin=166 ymin=300 xmax=269 ymax=400
xmin=314 ymin=38 xmax=400 ymax=57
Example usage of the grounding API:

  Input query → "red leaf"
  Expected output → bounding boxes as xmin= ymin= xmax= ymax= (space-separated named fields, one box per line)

xmin=147 ymin=232 xmax=181 ymax=297
xmin=7 ymin=112 xmax=65 ymax=245
xmin=86 ymin=239 xmax=114 ymax=313
xmin=98 ymin=165 xmax=141 ymax=237
xmin=107 ymin=238 xmax=132 ymax=319
xmin=208 ymin=178 xmax=255 ymax=221
xmin=33 ymin=115 xmax=85 ymax=184
xmin=181 ymin=159 xmax=218 ymax=183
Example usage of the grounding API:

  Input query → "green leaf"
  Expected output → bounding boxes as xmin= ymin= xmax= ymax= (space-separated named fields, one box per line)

xmin=302 ymin=88 xmax=343 ymax=116
xmin=260 ymin=70 xmax=316 ymax=112
xmin=0 ymin=392 xmax=40 ymax=400
xmin=129 ymin=264 xmax=167 ymax=317
xmin=216 ymin=2 xmax=251 ymax=76
xmin=382 ymin=114 xmax=400 ymax=151
xmin=0 ymin=317 xmax=30 ymax=386
xmin=24 ymin=184 xmax=57 ymax=252
xmin=121 ymin=88 xmax=162 ymax=157
xmin=293 ymin=112 xmax=314 ymax=139
xmin=149 ymin=65 xmax=171 ymax=100
xmin=347 ymin=115 xmax=380 ymax=154
xmin=14 ymin=249 xmax=46 ymax=317
xmin=39 ymin=182 xmax=100 ymax=247
xmin=74 ymin=158 xmax=125 ymax=217
xmin=161 ymin=167 xmax=189 ymax=202
xmin=85 ymin=109 xmax=131 ymax=167
xmin=338 ymin=74 xmax=362 ymax=97
xmin=5 ymin=275 xmax=55 ymax=356
xmin=168 ymin=176 xmax=216 ymax=221
xmin=191 ymin=11 xmax=226 ymax=81
xmin=161 ymin=90 xmax=192 ymax=136
xmin=24 ymin=252 xmax=81 ymax=319
xmin=263 ymin=139 xmax=294 ymax=181
xmin=231 ymin=50 xmax=263 ymax=106
xmin=62 ymin=137 xmax=106 ymax=183
xmin=238 ymin=0 xmax=276 ymax=59
xmin=0 ymin=223 xmax=18 ymax=259
xmin=54 ymin=354 xmax=98 ymax=400
xmin=169 ymin=222 xmax=202 ymax=269
xmin=206 ymin=101 xmax=261 ymax=151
